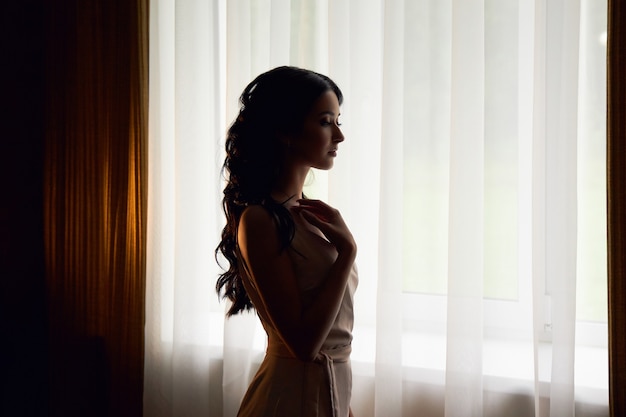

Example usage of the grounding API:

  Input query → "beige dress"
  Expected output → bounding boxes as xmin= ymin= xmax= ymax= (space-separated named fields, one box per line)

xmin=237 ymin=211 xmax=358 ymax=417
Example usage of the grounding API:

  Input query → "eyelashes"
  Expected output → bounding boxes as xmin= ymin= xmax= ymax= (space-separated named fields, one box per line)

xmin=320 ymin=117 xmax=342 ymax=127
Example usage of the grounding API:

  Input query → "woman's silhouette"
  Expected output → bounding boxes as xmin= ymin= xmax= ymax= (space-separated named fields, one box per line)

xmin=217 ymin=66 xmax=358 ymax=417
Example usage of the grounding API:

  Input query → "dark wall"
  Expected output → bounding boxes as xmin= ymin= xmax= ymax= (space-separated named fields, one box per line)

xmin=1 ymin=0 xmax=49 ymax=415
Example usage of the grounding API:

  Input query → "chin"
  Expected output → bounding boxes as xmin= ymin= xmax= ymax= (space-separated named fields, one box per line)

xmin=315 ymin=161 xmax=334 ymax=170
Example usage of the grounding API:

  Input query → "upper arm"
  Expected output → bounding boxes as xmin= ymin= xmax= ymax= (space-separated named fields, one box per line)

xmin=237 ymin=206 xmax=303 ymax=344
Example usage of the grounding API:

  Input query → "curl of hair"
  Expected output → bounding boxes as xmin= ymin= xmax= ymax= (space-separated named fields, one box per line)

xmin=216 ymin=66 xmax=343 ymax=316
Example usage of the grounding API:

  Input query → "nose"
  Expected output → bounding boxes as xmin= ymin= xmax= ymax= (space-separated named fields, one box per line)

xmin=333 ymin=124 xmax=345 ymax=143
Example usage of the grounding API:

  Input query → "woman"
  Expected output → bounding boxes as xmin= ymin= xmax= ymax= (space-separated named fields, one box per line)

xmin=216 ymin=66 xmax=358 ymax=417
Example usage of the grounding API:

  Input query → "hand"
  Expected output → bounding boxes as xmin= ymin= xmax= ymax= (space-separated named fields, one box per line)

xmin=292 ymin=199 xmax=356 ymax=256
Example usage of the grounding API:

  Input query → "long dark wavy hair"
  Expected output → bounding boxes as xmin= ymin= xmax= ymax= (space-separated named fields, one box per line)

xmin=216 ymin=66 xmax=344 ymax=316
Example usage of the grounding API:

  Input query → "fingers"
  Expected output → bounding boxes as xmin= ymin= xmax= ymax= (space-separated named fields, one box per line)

xmin=291 ymin=203 xmax=334 ymax=230
xmin=292 ymin=207 xmax=327 ymax=226
xmin=292 ymin=200 xmax=345 ymax=234
xmin=294 ymin=199 xmax=339 ymax=222
xmin=295 ymin=199 xmax=331 ymax=210
xmin=299 ymin=209 xmax=321 ymax=226
xmin=292 ymin=200 xmax=356 ymax=255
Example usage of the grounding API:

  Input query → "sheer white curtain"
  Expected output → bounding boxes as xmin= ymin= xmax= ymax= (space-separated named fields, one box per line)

xmin=144 ymin=0 xmax=608 ymax=416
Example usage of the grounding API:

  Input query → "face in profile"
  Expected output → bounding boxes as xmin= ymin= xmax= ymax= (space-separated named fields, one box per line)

xmin=286 ymin=90 xmax=345 ymax=170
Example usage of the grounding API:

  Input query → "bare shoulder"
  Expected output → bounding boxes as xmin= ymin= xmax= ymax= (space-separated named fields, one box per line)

xmin=240 ymin=204 xmax=273 ymax=226
xmin=238 ymin=205 xmax=282 ymax=255
xmin=239 ymin=205 xmax=276 ymax=237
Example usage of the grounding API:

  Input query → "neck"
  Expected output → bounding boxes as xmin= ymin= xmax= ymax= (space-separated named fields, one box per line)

xmin=271 ymin=165 xmax=309 ymax=205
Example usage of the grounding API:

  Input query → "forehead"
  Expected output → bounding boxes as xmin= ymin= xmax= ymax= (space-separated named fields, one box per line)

xmin=308 ymin=90 xmax=340 ymax=115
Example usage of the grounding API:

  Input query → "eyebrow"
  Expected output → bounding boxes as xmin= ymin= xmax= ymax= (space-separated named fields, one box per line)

xmin=318 ymin=111 xmax=339 ymax=117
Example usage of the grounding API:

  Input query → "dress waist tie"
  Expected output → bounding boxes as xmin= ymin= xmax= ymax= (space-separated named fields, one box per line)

xmin=266 ymin=341 xmax=352 ymax=417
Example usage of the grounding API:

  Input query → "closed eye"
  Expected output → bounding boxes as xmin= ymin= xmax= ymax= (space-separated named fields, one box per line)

xmin=320 ymin=116 xmax=342 ymax=127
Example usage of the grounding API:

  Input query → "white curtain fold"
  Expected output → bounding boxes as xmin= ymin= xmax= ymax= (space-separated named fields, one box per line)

xmin=444 ymin=0 xmax=485 ymax=415
xmin=145 ymin=1 xmax=608 ymax=416
xmin=537 ymin=0 xmax=581 ymax=414
xmin=375 ymin=0 xmax=404 ymax=415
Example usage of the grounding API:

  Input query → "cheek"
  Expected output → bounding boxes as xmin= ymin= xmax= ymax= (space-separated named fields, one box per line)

xmin=298 ymin=131 xmax=326 ymax=153
xmin=310 ymin=137 xmax=330 ymax=156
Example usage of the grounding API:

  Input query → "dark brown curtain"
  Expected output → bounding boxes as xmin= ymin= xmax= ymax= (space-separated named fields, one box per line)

xmin=608 ymin=1 xmax=626 ymax=416
xmin=44 ymin=0 xmax=148 ymax=415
